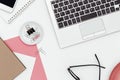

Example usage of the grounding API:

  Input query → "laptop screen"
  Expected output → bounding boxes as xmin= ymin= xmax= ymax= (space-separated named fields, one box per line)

xmin=0 ymin=0 xmax=16 ymax=8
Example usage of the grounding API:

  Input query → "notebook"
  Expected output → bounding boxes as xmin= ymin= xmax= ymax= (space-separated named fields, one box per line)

xmin=0 ymin=0 xmax=35 ymax=23
xmin=0 ymin=38 xmax=26 ymax=80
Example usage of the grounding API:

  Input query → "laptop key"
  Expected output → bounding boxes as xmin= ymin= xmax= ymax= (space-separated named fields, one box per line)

xmin=76 ymin=17 xmax=81 ymax=22
xmin=55 ymin=13 xmax=60 ymax=18
xmin=102 ymin=9 xmax=106 ymax=15
xmin=64 ymin=1 xmax=69 ymax=5
xmin=81 ymin=12 xmax=97 ymax=21
xmin=78 ymin=2 xmax=83 ymax=6
xmin=110 ymin=7 xmax=115 ymax=12
xmin=58 ymin=22 xmax=64 ymax=28
xmin=72 ymin=18 xmax=77 ymax=24
xmin=106 ymin=8 xmax=111 ymax=13
xmin=57 ymin=17 xmax=64 ymax=22
xmin=90 ymin=8 xmax=95 ymax=12
xmin=54 ymin=4 xmax=59 ymax=8
xmin=58 ymin=8 xmax=62 ymax=12
xmin=69 ymin=0 xmax=74 ymax=3
xmin=115 ymin=0 xmax=120 ymax=5
xmin=97 ymin=11 xmax=102 ymax=16
xmin=79 ymin=11 xmax=84 ymax=15
xmin=63 ymin=21 xmax=68 ymax=26
xmin=68 ymin=20 xmax=72 ymax=25
xmin=64 ymin=16 xmax=69 ymax=20
xmin=65 ymin=10 xmax=70 ymax=15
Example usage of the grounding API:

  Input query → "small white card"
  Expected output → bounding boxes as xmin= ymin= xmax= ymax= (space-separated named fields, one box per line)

xmin=14 ymin=52 xmax=36 ymax=80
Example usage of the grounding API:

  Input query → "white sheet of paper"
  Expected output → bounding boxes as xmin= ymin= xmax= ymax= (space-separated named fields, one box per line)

xmin=14 ymin=52 xmax=36 ymax=80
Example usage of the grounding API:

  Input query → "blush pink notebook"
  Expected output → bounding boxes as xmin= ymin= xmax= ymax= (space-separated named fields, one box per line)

xmin=5 ymin=36 xmax=47 ymax=80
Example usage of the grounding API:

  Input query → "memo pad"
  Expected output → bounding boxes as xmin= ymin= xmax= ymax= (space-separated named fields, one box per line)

xmin=0 ymin=38 xmax=25 ymax=80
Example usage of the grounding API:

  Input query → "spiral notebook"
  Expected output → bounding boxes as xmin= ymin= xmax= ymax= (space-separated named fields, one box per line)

xmin=0 ymin=0 xmax=35 ymax=23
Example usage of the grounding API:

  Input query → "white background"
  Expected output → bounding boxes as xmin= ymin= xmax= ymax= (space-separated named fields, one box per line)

xmin=0 ymin=0 xmax=120 ymax=80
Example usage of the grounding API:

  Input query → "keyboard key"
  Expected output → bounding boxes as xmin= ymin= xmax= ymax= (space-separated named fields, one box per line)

xmin=89 ymin=0 xmax=93 ymax=3
xmin=76 ymin=17 xmax=81 ymax=22
xmin=90 ymin=8 xmax=95 ymax=12
xmin=68 ymin=20 xmax=72 ymax=25
xmin=64 ymin=1 xmax=69 ymax=5
xmin=68 ymin=5 xmax=73 ymax=9
xmin=59 ymin=2 xmax=64 ymax=7
xmin=86 ymin=4 xmax=91 ymax=8
xmin=115 ymin=0 xmax=120 ymax=5
xmin=63 ymin=21 xmax=68 ymax=26
xmin=57 ymin=17 xmax=64 ymax=22
xmin=97 ymin=11 xmax=102 ymax=16
xmin=76 ymin=7 xmax=81 ymax=11
xmin=78 ymin=2 xmax=83 ymax=6
xmin=81 ymin=12 xmax=97 ymax=21
xmin=54 ymin=4 xmax=59 ymax=8
xmin=85 ymin=9 xmax=90 ymax=14
xmin=54 ymin=9 xmax=57 ymax=13
xmin=51 ymin=1 xmax=55 ymax=4
xmin=58 ymin=22 xmax=64 ymax=28
xmin=107 ymin=0 xmax=111 ymax=2
xmin=64 ymin=16 xmax=69 ymax=20
xmin=69 ymin=0 xmax=74 ymax=3
xmin=110 ymin=2 xmax=114 ymax=6
xmin=106 ymin=8 xmax=111 ymax=13
xmin=79 ymin=11 xmax=84 ymax=15
xmin=72 ymin=18 xmax=77 ymax=24
xmin=74 ymin=13 xmax=79 ymax=17
xmin=73 ymin=3 xmax=78 ymax=7
xmin=70 ymin=9 xmax=75 ymax=13
xmin=69 ymin=14 xmax=74 ymax=18
xmin=58 ymin=8 xmax=62 ymax=12
xmin=55 ymin=13 xmax=60 ymax=18
xmin=116 ymin=8 xmax=119 ymax=11
xmin=95 ymin=6 xmax=100 ymax=11
xmin=91 ymin=2 xmax=96 ymax=7
xmin=102 ymin=9 xmax=106 ymax=15
xmin=101 ymin=0 xmax=106 ymax=4
xmin=96 ymin=1 xmax=101 ymax=5
xmin=63 ymin=6 xmax=68 ymax=10
xmin=75 ymin=0 xmax=79 ymax=2
xmin=83 ymin=0 xmax=88 ymax=4
xmin=105 ymin=3 xmax=110 ymax=8
xmin=81 ymin=5 xmax=86 ymax=10
xmin=60 ymin=12 xmax=65 ymax=16
xmin=65 ymin=10 xmax=70 ymax=15
xmin=110 ymin=7 xmax=115 ymax=12
xmin=100 ymin=5 xmax=105 ymax=9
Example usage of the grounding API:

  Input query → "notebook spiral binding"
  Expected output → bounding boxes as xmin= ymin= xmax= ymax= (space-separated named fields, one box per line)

xmin=8 ymin=0 xmax=35 ymax=24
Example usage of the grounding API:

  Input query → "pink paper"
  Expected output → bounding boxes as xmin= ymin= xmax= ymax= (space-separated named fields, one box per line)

xmin=5 ymin=36 xmax=47 ymax=80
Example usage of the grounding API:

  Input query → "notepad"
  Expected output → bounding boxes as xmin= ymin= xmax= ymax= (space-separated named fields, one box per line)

xmin=0 ymin=0 xmax=35 ymax=23
xmin=0 ymin=38 xmax=26 ymax=80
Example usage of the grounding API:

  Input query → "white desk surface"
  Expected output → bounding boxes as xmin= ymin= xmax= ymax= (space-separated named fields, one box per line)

xmin=0 ymin=0 xmax=120 ymax=80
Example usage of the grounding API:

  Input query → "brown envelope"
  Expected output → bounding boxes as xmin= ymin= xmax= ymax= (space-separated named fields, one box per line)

xmin=0 ymin=38 xmax=26 ymax=80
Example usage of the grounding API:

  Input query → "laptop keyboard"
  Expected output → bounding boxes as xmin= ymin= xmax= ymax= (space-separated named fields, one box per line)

xmin=51 ymin=0 xmax=120 ymax=28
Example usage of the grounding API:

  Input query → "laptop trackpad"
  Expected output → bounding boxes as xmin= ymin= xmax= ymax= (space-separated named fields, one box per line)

xmin=79 ymin=19 xmax=106 ymax=40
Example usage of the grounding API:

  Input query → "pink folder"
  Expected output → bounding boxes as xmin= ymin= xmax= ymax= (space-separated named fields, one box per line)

xmin=5 ymin=36 xmax=47 ymax=80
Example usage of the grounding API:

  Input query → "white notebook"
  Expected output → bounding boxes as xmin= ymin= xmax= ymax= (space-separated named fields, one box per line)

xmin=0 ymin=0 xmax=35 ymax=24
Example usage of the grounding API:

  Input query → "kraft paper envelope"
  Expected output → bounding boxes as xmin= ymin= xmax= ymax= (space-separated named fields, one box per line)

xmin=5 ymin=36 xmax=47 ymax=80
xmin=0 ymin=38 xmax=26 ymax=80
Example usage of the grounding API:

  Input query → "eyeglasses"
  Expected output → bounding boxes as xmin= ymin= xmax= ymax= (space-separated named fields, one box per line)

xmin=67 ymin=54 xmax=106 ymax=80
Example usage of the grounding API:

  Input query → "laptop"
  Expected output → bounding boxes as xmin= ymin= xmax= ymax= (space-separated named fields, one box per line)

xmin=45 ymin=0 xmax=120 ymax=48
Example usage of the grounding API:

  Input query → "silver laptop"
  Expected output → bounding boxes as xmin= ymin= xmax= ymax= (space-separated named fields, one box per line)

xmin=45 ymin=0 xmax=120 ymax=48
